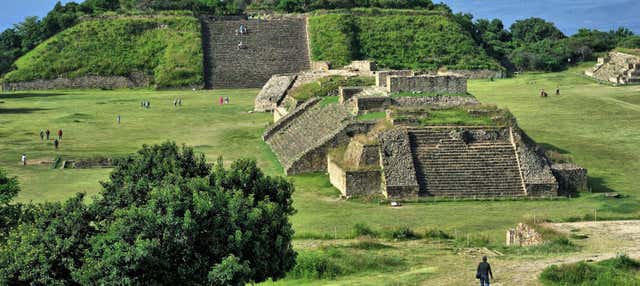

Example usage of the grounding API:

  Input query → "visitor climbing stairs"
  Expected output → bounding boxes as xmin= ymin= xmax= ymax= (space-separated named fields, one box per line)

xmin=200 ymin=16 xmax=310 ymax=89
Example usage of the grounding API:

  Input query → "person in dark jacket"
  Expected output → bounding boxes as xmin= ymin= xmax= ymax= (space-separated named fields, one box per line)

xmin=477 ymin=256 xmax=493 ymax=286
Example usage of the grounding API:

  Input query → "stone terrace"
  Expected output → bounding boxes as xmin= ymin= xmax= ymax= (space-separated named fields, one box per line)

xmin=201 ymin=16 xmax=310 ymax=89
xmin=408 ymin=127 xmax=526 ymax=197
xmin=265 ymin=102 xmax=352 ymax=172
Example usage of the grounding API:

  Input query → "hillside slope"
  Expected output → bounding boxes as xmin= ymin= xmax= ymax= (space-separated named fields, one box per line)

xmin=308 ymin=10 xmax=502 ymax=70
xmin=2 ymin=15 xmax=203 ymax=89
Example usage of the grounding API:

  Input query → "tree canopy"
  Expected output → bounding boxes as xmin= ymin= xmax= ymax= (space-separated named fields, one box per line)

xmin=0 ymin=142 xmax=296 ymax=285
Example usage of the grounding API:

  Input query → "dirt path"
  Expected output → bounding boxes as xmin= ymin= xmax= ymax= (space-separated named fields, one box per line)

xmin=493 ymin=220 xmax=640 ymax=286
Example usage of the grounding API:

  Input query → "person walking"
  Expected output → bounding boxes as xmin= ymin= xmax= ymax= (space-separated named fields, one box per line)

xmin=21 ymin=154 xmax=27 ymax=166
xmin=556 ymin=87 xmax=560 ymax=95
xmin=476 ymin=256 xmax=494 ymax=286
xmin=57 ymin=129 xmax=63 ymax=140
xmin=45 ymin=129 xmax=50 ymax=140
xmin=39 ymin=130 xmax=44 ymax=141
xmin=219 ymin=96 xmax=224 ymax=105
xmin=117 ymin=115 xmax=121 ymax=124
xmin=53 ymin=139 xmax=59 ymax=149
xmin=224 ymin=96 xmax=229 ymax=104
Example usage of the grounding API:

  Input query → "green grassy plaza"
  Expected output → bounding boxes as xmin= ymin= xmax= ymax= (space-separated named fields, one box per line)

xmin=1 ymin=63 xmax=639 ymax=284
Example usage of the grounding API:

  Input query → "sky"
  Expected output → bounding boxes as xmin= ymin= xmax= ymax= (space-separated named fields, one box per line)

xmin=0 ymin=0 xmax=639 ymax=35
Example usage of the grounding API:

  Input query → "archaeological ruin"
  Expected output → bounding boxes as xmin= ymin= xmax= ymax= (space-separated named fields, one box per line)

xmin=585 ymin=51 xmax=640 ymax=85
xmin=257 ymin=66 xmax=587 ymax=199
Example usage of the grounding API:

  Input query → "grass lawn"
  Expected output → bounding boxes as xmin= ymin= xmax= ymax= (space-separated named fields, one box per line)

xmin=0 ymin=62 xmax=639 ymax=284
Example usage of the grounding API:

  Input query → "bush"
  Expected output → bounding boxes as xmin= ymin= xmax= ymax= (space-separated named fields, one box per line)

xmin=289 ymin=251 xmax=343 ymax=280
xmin=352 ymin=223 xmax=378 ymax=238
xmin=539 ymin=254 xmax=640 ymax=285
xmin=424 ymin=229 xmax=453 ymax=240
xmin=388 ymin=226 xmax=419 ymax=240
xmin=618 ymin=36 xmax=640 ymax=49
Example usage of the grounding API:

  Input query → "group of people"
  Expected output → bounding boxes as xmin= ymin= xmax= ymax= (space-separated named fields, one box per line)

xmin=236 ymin=23 xmax=248 ymax=35
xmin=141 ymin=100 xmax=151 ymax=109
xmin=218 ymin=96 xmax=230 ymax=105
xmin=39 ymin=129 xmax=63 ymax=149
xmin=173 ymin=98 xmax=183 ymax=107
xmin=540 ymin=87 xmax=560 ymax=97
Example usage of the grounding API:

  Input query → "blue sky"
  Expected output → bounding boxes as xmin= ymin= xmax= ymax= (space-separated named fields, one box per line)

xmin=1 ymin=0 xmax=638 ymax=35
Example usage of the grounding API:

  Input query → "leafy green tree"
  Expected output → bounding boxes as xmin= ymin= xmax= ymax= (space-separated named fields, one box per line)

xmin=0 ymin=169 xmax=19 ymax=205
xmin=619 ymin=35 xmax=640 ymax=49
xmin=0 ymin=142 xmax=296 ymax=285
xmin=510 ymin=17 xmax=565 ymax=45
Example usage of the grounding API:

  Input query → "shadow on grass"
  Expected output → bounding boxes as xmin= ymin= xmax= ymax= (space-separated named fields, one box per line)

xmin=0 ymin=107 xmax=51 ymax=114
xmin=0 ymin=93 xmax=64 ymax=99
xmin=538 ymin=143 xmax=571 ymax=154
xmin=587 ymin=176 xmax=616 ymax=193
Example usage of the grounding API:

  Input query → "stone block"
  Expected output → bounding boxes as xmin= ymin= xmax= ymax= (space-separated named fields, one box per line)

xmin=375 ymin=70 xmax=413 ymax=88
xmin=551 ymin=163 xmax=588 ymax=196
xmin=311 ymin=61 xmax=331 ymax=71
xmin=339 ymin=86 xmax=364 ymax=103
xmin=386 ymin=75 xmax=467 ymax=94
xmin=347 ymin=60 xmax=377 ymax=72
xmin=254 ymin=75 xmax=296 ymax=112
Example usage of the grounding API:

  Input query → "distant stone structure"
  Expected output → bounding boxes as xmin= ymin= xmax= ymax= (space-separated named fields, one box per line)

xmin=551 ymin=163 xmax=588 ymax=196
xmin=200 ymin=15 xmax=310 ymax=89
xmin=506 ymin=223 xmax=544 ymax=246
xmin=586 ymin=51 xmax=640 ymax=85
xmin=258 ymin=71 xmax=586 ymax=199
xmin=2 ymin=73 xmax=150 ymax=91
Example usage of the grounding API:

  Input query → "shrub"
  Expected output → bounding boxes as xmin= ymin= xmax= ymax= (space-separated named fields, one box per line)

xmin=539 ymin=254 xmax=640 ymax=285
xmin=388 ymin=226 xmax=419 ymax=240
xmin=352 ymin=222 xmax=378 ymax=238
xmin=424 ymin=229 xmax=453 ymax=240
xmin=289 ymin=251 xmax=343 ymax=280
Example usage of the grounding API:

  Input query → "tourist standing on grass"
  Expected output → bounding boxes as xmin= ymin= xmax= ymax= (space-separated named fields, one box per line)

xmin=53 ymin=139 xmax=59 ymax=149
xmin=178 ymin=98 xmax=182 ymax=106
xmin=39 ymin=130 xmax=44 ymax=141
xmin=21 ymin=154 xmax=27 ymax=166
xmin=46 ymin=129 xmax=50 ymax=140
xmin=224 ymin=96 xmax=229 ymax=104
xmin=117 ymin=115 xmax=121 ymax=124
xmin=476 ymin=256 xmax=493 ymax=286
xmin=556 ymin=87 xmax=560 ymax=95
xmin=57 ymin=129 xmax=63 ymax=140
xmin=219 ymin=96 xmax=224 ymax=105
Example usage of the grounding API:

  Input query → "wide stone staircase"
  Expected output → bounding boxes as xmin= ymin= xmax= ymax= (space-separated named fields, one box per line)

xmin=266 ymin=103 xmax=352 ymax=169
xmin=200 ymin=16 xmax=310 ymax=89
xmin=408 ymin=128 xmax=526 ymax=197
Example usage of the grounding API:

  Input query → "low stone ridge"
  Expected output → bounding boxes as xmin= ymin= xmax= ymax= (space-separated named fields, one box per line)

xmin=386 ymin=74 xmax=467 ymax=93
xmin=379 ymin=129 xmax=419 ymax=199
xmin=442 ymin=69 xmax=505 ymax=80
xmin=201 ymin=16 xmax=310 ymax=88
xmin=408 ymin=127 xmax=526 ymax=197
xmin=551 ymin=163 xmax=588 ymax=196
xmin=254 ymin=74 xmax=297 ymax=112
xmin=2 ymin=74 xmax=150 ymax=91
xmin=585 ymin=51 xmax=640 ymax=85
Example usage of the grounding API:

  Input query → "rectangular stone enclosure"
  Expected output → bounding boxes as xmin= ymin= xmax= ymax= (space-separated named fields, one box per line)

xmin=376 ymin=70 xmax=414 ymax=88
xmin=386 ymin=75 xmax=467 ymax=94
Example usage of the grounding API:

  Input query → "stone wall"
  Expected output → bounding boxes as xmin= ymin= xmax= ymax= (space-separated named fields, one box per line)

xmin=339 ymin=86 xmax=364 ymax=103
xmin=201 ymin=16 xmax=310 ymax=88
xmin=2 ymin=73 xmax=150 ymax=91
xmin=442 ymin=69 xmax=505 ymax=80
xmin=343 ymin=139 xmax=380 ymax=167
xmin=346 ymin=60 xmax=377 ymax=72
xmin=511 ymin=128 xmax=559 ymax=196
xmin=262 ymin=97 xmax=320 ymax=141
xmin=386 ymin=75 xmax=467 ymax=93
xmin=391 ymin=95 xmax=479 ymax=108
xmin=378 ymin=128 xmax=419 ymax=199
xmin=375 ymin=70 xmax=413 ymax=88
xmin=254 ymin=74 xmax=297 ymax=112
xmin=551 ymin=163 xmax=588 ymax=196
xmin=354 ymin=96 xmax=390 ymax=113
xmin=286 ymin=121 xmax=376 ymax=174
xmin=506 ymin=223 xmax=543 ymax=246
xmin=328 ymin=156 xmax=381 ymax=197
xmin=311 ymin=61 xmax=331 ymax=71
